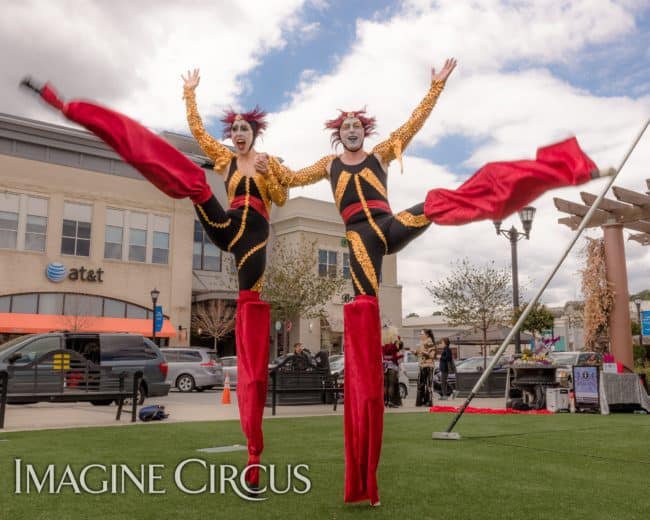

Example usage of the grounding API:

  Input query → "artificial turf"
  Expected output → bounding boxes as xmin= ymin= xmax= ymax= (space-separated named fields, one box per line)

xmin=0 ymin=411 xmax=648 ymax=519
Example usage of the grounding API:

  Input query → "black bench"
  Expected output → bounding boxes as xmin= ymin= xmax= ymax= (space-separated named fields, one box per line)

xmin=266 ymin=357 xmax=341 ymax=416
xmin=0 ymin=349 xmax=142 ymax=429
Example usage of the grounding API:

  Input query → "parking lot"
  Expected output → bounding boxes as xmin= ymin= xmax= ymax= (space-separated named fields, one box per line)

xmin=0 ymin=383 xmax=506 ymax=432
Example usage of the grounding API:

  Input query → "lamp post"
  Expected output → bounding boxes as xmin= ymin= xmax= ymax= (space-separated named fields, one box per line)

xmin=150 ymin=288 xmax=160 ymax=343
xmin=634 ymin=298 xmax=643 ymax=348
xmin=493 ymin=206 xmax=536 ymax=355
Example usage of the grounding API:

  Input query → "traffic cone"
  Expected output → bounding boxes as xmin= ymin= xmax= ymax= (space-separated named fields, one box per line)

xmin=222 ymin=374 xmax=232 ymax=405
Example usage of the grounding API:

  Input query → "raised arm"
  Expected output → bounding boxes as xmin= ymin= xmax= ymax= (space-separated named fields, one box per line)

xmin=269 ymin=155 xmax=336 ymax=188
xmin=372 ymin=58 xmax=456 ymax=172
xmin=182 ymin=69 xmax=234 ymax=173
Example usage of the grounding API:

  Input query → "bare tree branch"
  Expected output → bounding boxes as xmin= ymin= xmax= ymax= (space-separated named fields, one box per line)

xmin=191 ymin=300 xmax=236 ymax=349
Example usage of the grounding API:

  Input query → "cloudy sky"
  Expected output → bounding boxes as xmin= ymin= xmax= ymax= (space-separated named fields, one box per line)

xmin=2 ymin=0 xmax=649 ymax=316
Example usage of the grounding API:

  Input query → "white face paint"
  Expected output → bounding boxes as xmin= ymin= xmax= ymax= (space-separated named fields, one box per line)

xmin=339 ymin=117 xmax=364 ymax=152
xmin=231 ymin=119 xmax=254 ymax=153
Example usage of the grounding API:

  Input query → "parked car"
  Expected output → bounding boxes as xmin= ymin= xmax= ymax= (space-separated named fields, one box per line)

xmin=549 ymin=351 xmax=603 ymax=387
xmin=160 ymin=347 xmax=223 ymax=392
xmin=220 ymin=355 xmax=238 ymax=387
xmin=330 ymin=355 xmax=410 ymax=400
xmin=400 ymin=350 xmax=420 ymax=382
xmin=0 ymin=333 xmax=170 ymax=405
xmin=451 ymin=356 xmax=510 ymax=397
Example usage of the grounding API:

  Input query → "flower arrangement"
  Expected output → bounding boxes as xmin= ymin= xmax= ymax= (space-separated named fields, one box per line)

xmin=515 ymin=347 xmax=553 ymax=366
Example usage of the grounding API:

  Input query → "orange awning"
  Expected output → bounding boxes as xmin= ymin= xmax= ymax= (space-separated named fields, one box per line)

xmin=0 ymin=313 xmax=177 ymax=338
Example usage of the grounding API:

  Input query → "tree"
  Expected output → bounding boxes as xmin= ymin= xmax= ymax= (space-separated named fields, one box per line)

xmin=513 ymin=302 xmax=554 ymax=339
xmin=580 ymin=238 xmax=613 ymax=352
xmin=62 ymin=294 xmax=96 ymax=332
xmin=425 ymin=259 xmax=512 ymax=355
xmin=263 ymin=237 xmax=347 ymax=339
xmin=191 ymin=299 xmax=236 ymax=349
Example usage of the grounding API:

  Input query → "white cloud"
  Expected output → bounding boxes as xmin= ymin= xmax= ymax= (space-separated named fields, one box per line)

xmin=261 ymin=0 xmax=650 ymax=316
xmin=2 ymin=0 xmax=648 ymax=319
xmin=1 ymin=0 xmax=308 ymax=129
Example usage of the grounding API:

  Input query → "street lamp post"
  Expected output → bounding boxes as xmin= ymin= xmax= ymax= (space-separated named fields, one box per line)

xmin=634 ymin=298 xmax=643 ymax=348
xmin=150 ymin=288 xmax=160 ymax=343
xmin=493 ymin=206 xmax=536 ymax=355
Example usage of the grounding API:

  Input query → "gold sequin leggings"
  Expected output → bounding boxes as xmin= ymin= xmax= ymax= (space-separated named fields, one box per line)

xmin=344 ymin=202 xmax=430 ymax=297
xmin=195 ymin=196 xmax=269 ymax=291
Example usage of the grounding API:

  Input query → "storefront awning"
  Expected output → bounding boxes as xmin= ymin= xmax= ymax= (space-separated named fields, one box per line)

xmin=0 ymin=313 xmax=177 ymax=338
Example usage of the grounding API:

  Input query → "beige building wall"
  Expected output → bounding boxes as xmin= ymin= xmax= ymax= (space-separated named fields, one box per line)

xmin=0 ymin=116 xmax=202 ymax=345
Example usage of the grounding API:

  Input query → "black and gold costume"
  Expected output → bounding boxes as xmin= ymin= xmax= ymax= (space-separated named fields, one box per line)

xmin=184 ymin=87 xmax=287 ymax=291
xmin=275 ymin=79 xmax=446 ymax=296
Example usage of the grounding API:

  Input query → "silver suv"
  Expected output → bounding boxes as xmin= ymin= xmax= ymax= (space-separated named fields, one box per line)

xmin=160 ymin=347 xmax=223 ymax=392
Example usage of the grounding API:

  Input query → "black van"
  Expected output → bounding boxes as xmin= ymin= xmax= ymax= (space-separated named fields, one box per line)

xmin=0 ymin=333 xmax=170 ymax=404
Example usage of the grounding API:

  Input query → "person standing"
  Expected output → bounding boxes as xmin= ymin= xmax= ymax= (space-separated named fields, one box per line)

xmin=438 ymin=338 xmax=455 ymax=400
xmin=415 ymin=330 xmax=436 ymax=406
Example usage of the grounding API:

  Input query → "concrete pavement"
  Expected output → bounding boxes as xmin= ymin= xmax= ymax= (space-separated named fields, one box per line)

xmin=0 ymin=384 xmax=507 ymax=433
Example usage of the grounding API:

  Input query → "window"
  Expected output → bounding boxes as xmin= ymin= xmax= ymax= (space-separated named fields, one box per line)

xmin=0 ymin=193 xmax=49 ymax=252
xmin=0 ymin=210 xmax=18 ymax=249
xmin=24 ymin=196 xmax=48 ymax=251
xmin=38 ymin=293 xmax=64 ymax=315
xmin=318 ymin=249 xmax=337 ymax=277
xmin=0 ymin=192 xmax=19 ymax=249
xmin=105 ymin=209 xmax=170 ymax=264
xmin=62 ymin=202 xmax=92 ymax=256
xmin=193 ymin=220 xmax=221 ymax=271
xmin=12 ymin=294 xmax=37 ymax=314
xmin=128 ymin=212 xmax=147 ymax=262
xmin=343 ymin=253 xmax=351 ymax=280
xmin=104 ymin=209 xmax=124 ymax=260
xmin=16 ymin=336 xmax=62 ymax=363
xmin=104 ymin=298 xmax=126 ymax=318
xmin=63 ymin=294 xmax=102 ymax=316
xmin=152 ymin=215 xmax=170 ymax=265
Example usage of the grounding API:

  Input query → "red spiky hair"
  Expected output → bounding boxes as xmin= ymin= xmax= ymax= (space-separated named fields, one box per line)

xmin=324 ymin=108 xmax=377 ymax=147
xmin=221 ymin=106 xmax=268 ymax=140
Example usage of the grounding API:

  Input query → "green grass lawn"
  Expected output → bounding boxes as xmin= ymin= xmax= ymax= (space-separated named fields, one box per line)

xmin=0 ymin=412 xmax=648 ymax=519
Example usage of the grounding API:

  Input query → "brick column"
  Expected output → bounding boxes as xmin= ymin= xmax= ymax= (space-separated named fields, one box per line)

xmin=602 ymin=223 xmax=633 ymax=370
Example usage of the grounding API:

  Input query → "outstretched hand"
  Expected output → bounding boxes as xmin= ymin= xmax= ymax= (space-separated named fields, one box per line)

xmin=431 ymin=58 xmax=457 ymax=83
xmin=181 ymin=68 xmax=200 ymax=90
xmin=255 ymin=153 xmax=269 ymax=174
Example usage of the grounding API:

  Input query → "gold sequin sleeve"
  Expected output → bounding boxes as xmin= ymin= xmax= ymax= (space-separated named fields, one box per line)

xmin=183 ymin=86 xmax=234 ymax=172
xmin=271 ymin=155 xmax=334 ymax=188
xmin=372 ymin=79 xmax=446 ymax=172
xmin=265 ymin=157 xmax=288 ymax=207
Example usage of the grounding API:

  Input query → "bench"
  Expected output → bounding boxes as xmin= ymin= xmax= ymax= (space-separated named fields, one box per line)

xmin=266 ymin=357 xmax=341 ymax=416
xmin=0 ymin=349 xmax=142 ymax=429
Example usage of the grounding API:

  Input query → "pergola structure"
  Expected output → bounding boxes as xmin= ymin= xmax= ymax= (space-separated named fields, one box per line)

xmin=554 ymin=180 xmax=650 ymax=369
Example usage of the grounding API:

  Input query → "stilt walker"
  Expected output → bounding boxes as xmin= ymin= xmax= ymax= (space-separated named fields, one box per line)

xmin=273 ymin=58 xmax=613 ymax=505
xmin=21 ymin=70 xmax=288 ymax=491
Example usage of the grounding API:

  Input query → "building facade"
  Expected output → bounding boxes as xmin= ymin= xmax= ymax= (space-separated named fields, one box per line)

xmin=0 ymin=113 xmax=402 ymax=354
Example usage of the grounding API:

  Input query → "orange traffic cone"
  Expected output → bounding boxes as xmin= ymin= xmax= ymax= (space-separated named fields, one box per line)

xmin=221 ymin=373 xmax=232 ymax=405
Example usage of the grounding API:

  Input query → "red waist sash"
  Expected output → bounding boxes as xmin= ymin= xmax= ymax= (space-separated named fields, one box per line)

xmin=341 ymin=200 xmax=391 ymax=224
xmin=230 ymin=195 xmax=269 ymax=221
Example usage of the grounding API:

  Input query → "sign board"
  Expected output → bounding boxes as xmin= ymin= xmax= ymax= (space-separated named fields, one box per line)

xmin=641 ymin=310 xmax=650 ymax=336
xmin=285 ymin=320 xmax=292 ymax=332
xmin=154 ymin=306 xmax=164 ymax=333
xmin=275 ymin=320 xmax=282 ymax=332
xmin=572 ymin=365 xmax=600 ymax=412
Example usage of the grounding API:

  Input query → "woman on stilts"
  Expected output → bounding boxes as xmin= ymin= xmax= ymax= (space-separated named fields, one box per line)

xmin=21 ymin=70 xmax=288 ymax=493
xmin=272 ymin=57 xmax=613 ymax=505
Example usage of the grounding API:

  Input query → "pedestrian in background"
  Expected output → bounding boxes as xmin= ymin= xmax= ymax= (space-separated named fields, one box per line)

xmin=438 ymin=337 xmax=455 ymax=400
xmin=415 ymin=329 xmax=436 ymax=406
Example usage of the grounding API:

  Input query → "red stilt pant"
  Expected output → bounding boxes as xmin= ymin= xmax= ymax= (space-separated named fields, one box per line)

xmin=425 ymin=137 xmax=598 ymax=225
xmin=343 ymin=295 xmax=384 ymax=505
xmin=33 ymin=82 xmax=212 ymax=204
xmin=235 ymin=290 xmax=270 ymax=487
